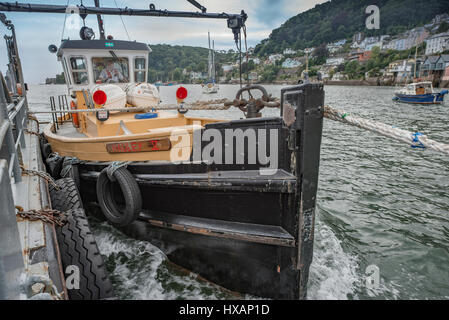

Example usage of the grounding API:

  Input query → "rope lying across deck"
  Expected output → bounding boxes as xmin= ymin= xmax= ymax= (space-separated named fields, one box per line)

xmin=158 ymin=99 xmax=233 ymax=110
xmin=323 ymin=105 xmax=449 ymax=156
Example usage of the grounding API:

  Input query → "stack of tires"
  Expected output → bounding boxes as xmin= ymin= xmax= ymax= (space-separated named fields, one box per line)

xmin=49 ymin=178 xmax=114 ymax=300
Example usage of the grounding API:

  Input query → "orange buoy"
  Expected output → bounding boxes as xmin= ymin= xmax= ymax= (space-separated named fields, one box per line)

xmin=70 ymin=100 xmax=79 ymax=128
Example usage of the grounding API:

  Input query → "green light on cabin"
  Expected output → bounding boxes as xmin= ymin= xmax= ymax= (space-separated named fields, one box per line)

xmin=105 ymin=42 xmax=115 ymax=48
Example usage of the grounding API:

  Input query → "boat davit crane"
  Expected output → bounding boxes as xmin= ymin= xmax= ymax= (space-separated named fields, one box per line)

xmin=0 ymin=1 xmax=247 ymax=39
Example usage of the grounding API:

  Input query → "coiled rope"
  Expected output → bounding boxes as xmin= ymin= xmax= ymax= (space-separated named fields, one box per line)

xmin=324 ymin=105 xmax=449 ymax=155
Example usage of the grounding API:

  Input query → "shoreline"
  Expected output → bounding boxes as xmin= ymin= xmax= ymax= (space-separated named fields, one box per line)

xmin=37 ymin=81 xmax=449 ymax=88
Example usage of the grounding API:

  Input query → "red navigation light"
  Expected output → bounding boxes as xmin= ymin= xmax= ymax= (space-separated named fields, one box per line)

xmin=93 ymin=90 xmax=107 ymax=105
xmin=176 ymin=86 xmax=188 ymax=100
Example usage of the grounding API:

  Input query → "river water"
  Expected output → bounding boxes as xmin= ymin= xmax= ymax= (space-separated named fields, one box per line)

xmin=27 ymin=84 xmax=449 ymax=300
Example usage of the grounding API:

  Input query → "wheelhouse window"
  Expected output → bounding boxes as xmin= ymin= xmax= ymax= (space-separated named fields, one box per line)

xmin=134 ymin=58 xmax=147 ymax=83
xmin=92 ymin=57 xmax=129 ymax=84
xmin=70 ymin=57 xmax=88 ymax=85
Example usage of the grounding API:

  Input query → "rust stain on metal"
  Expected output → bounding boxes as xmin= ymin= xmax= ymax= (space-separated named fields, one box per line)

xmin=283 ymin=103 xmax=296 ymax=127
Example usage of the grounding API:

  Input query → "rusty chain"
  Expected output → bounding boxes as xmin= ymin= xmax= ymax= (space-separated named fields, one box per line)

xmin=27 ymin=114 xmax=40 ymax=132
xmin=15 ymin=206 xmax=67 ymax=227
xmin=24 ymin=128 xmax=40 ymax=137
xmin=20 ymin=164 xmax=60 ymax=190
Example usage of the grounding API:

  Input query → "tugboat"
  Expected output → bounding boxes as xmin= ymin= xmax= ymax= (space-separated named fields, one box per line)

xmin=393 ymin=81 xmax=448 ymax=104
xmin=0 ymin=1 xmax=325 ymax=300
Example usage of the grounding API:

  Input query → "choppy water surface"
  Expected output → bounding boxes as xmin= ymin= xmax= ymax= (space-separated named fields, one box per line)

xmin=28 ymin=84 xmax=449 ymax=300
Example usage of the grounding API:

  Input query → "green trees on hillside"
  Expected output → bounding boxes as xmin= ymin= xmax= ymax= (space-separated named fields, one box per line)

xmin=147 ymin=44 xmax=236 ymax=83
xmin=260 ymin=65 xmax=280 ymax=82
xmin=254 ymin=0 xmax=449 ymax=57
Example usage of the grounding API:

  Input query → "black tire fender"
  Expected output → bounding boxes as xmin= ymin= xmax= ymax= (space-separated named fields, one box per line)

xmin=96 ymin=167 xmax=142 ymax=227
xmin=49 ymin=178 xmax=114 ymax=300
xmin=60 ymin=158 xmax=81 ymax=189
xmin=49 ymin=178 xmax=83 ymax=212
xmin=56 ymin=208 xmax=114 ymax=300
xmin=39 ymin=134 xmax=52 ymax=160
xmin=46 ymin=153 xmax=64 ymax=179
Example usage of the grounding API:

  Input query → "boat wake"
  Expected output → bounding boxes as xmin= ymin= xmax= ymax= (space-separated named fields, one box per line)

xmin=308 ymin=219 xmax=360 ymax=300
xmin=90 ymin=219 xmax=241 ymax=300
xmin=90 ymin=214 xmax=360 ymax=300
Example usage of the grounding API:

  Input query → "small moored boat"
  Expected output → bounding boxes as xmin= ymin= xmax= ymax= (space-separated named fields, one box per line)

xmin=393 ymin=82 xmax=448 ymax=104
xmin=202 ymin=32 xmax=219 ymax=94
xmin=202 ymin=80 xmax=219 ymax=94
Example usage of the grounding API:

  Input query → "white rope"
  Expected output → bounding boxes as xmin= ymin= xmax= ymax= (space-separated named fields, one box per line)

xmin=324 ymin=105 xmax=449 ymax=155
xmin=60 ymin=0 xmax=70 ymax=41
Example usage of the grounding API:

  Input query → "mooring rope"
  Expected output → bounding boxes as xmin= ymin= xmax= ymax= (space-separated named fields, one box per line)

xmin=323 ymin=105 xmax=449 ymax=155
xmin=106 ymin=161 xmax=132 ymax=181
xmin=157 ymin=99 xmax=233 ymax=110
xmin=60 ymin=156 xmax=84 ymax=178
xmin=30 ymin=96 xmax=448 ymax=155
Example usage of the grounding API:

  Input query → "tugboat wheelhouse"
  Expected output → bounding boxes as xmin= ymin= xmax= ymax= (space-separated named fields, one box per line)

xmin=58 ymin=40 xmax=151 ymax=91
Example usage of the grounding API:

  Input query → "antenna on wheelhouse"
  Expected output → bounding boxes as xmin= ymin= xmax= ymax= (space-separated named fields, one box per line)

xmin=94 ymin=0 xmax=106 ymax=40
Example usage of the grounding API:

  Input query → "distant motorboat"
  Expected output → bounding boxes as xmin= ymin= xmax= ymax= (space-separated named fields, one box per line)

xmin=393 ymin=82 xmax=448 ymax=104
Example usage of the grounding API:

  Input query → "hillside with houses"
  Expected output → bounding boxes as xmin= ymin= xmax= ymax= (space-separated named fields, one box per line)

xmin=221 ymin=12 xmax=449 ymax=87
xmin=160 ymin=11 xmax=449 ymax=88
xmin=46 ymin=11 xmax=449 ymax=87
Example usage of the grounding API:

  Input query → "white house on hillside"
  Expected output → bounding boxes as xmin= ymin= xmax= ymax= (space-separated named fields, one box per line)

xmin=282 ymin=58 xmax=301 ymax=69
xmin=333 ymin=39 xmax=347 ymax=46
xmin=267 ymin=54 xmax=284 ymax=64
xmin=222 ymin=64 xmax=234 ymax=73
xmin=326 ymin=56 xmax=345 ymax=66
xmin=250 ymin=57 xmax=261 ymax=65
xmin=365 ymin=41 xmax=383 ymax=51
xmin=425 ymin=32 xmax=449 ymax=55
xmin=283 ymin=48 xmax=296 ymax=55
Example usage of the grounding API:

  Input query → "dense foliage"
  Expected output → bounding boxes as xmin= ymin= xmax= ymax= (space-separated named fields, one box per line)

xmin=147 ymin=44 xmax=236 ymax=83
xmin=255 ymin=0 xmax=449 ymax=56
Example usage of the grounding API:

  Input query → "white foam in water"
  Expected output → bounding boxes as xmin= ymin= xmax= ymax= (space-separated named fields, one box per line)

xmin=91 ymin=221 xmax=239 ymax=300
xmin=307 ymin=221 xmax=360 ymax=300
xmin=91 ymin=218 xmax=361 ymax=300
xmin=92 ymin=223 xmax=168 ymax=299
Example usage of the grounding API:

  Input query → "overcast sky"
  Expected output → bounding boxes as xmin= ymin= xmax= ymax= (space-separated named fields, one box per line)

xmin=0 ymin=0 xmax=326 ymax=83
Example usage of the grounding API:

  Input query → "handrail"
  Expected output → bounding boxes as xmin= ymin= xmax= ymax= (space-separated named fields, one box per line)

xmin=8 ymin=97 xmax=25 ymax=121
xmin=0 ymin=78 xmax=26 ymax=183
xmin=0 ymin=13 xmax=35 ymax=301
